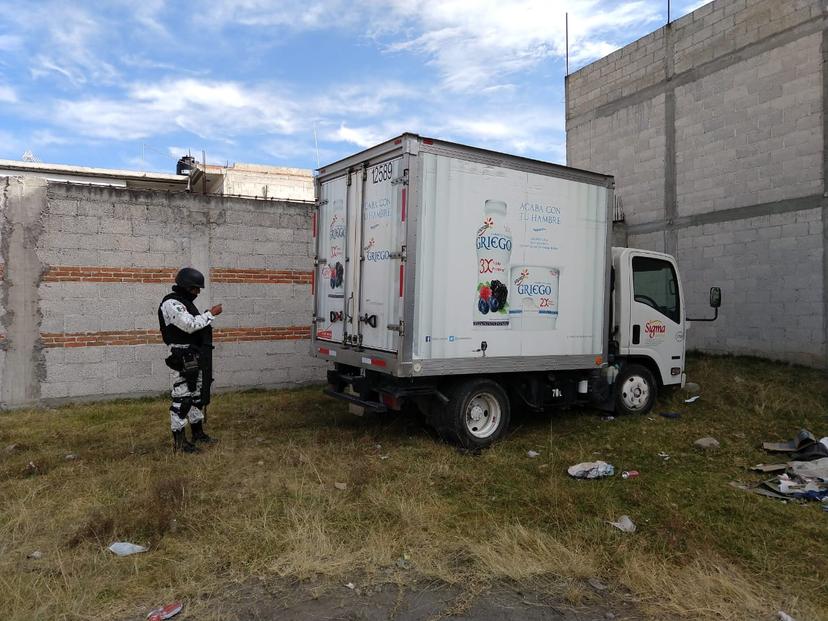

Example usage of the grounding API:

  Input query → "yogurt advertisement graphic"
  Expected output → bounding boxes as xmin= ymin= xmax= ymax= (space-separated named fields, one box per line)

xmin=326 ymin=200 xmax=345 ymax=294
xmin=474 ymin=200 xmax=511 ymax=327
xmin=509 ymin=266 xmax=560 ymax=330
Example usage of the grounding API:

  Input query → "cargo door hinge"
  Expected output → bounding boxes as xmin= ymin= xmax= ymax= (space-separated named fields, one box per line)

xmin=388 ymin=245 xmax=406 ymax=261
xmin=387 ymin=320 xmax=405 ymax=336
xmin=317 ymin=199 xmax=329 ymax=206
xmin=391 ymin=169 xmax=409 ymax=186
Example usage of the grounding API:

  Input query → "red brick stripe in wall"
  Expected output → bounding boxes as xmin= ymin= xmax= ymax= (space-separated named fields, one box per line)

xmin=43 ymin=267 xmax=177 ymax=283
xmin=39 ymin=266 xmax=312 ymax=284
xmin=211 ymin=268 xmax=312 ymax=284
xmin=40 ymin=326 xmax=310 ymax=348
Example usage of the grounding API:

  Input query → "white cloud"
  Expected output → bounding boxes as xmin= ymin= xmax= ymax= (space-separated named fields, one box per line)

xmin=206 ymin=1 xmax=662 ymax=92
xmin=0 ymin=85 xmax=17 ymax=103
xmin=0 ymin=34 xmax=22 ymax=51
xmin=50 ymin=77 xmax=415 ymax=145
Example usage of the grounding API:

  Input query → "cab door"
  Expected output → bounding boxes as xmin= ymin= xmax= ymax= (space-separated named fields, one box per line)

xmin=627 ymin=254 xmax=685 ymax=385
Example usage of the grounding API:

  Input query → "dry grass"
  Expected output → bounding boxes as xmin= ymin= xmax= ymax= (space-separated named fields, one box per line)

xmin=0 ymin=354 xmax=826 ymax=620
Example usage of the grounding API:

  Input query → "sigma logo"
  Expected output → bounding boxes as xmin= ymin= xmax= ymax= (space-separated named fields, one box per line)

xmin=645 ymin=320 xmax=666 ymax=338
xmin=329 ymin=214 xmax=345 ymax=240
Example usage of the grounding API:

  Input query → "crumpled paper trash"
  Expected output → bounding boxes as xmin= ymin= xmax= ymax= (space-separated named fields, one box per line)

xmin=609 ymin=515 xmax=636 ymax=533
xmin=108 ymin=542 xmax=148 ymax=557
xmin=567 ymin=461 xmax=615 ymax=479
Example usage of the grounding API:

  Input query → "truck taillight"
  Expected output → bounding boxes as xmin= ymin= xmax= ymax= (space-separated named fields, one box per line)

xmin=318 ymin=347 xmax=336 ymax=357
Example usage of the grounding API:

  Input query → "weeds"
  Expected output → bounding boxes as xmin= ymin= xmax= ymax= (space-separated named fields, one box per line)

xmin=0 ymin=355 xmax=826 ymax=620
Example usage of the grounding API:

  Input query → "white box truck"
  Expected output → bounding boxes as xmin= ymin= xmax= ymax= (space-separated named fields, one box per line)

xmin=311 ymin=134 xmax=720 ymax=448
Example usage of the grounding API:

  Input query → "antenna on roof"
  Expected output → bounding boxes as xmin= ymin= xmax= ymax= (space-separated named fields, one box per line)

xmin=21 ymin=149 xmax=41 ymax=163
xmin=313 ymin=122 xmax=320 ymax=168
xmin=565 ymin=12 xmax=569 ymax=76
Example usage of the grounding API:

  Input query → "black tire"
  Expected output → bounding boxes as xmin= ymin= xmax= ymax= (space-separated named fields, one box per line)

xmin=614 ymin=363 xmax=658 ymax=415
xmin=434 ymin=378 xmax=511 ymax=449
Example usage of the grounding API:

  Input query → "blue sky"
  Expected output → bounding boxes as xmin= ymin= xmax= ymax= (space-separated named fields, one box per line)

xmin=0 ymin=0 xmax=707 ymax=173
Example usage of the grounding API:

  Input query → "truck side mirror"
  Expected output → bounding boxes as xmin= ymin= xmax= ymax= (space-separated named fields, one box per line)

xmin=709 ymin=286 xmax=721 ymax=308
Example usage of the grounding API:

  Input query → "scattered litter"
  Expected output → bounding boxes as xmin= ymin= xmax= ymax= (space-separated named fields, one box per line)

xmin=777 ymin=612 xmax=796 ymax=621
xmin=108 ymin=542 xmax=148 ymax=557
xmin=568 ymin=461 xmax=615 ymax=479
xmin=684 ymin=395 xmax=700 ymax=404
xmin=257 ymin=460 xmax=264 ymax=466
xmin=64 ymin=453 xmax=78 ymax=461
xmin=621 ymin=470 xmax=640 ymax=479
xmin=789 ymin=458 xmax=828 ymax=481
xmin=27 ymin=551 xmax=43 ymax=560
xmin=527 ymin=450 xmax=540 ymax=458
xmin=750 ymin=463 xmax=787 ymax=473
xmin=660 ymin=411 xmax=680 ymax=419
xmin=646 ymin=417 xmax=655 ymax=421
xmin=763 ymin=429 xmax=818 ymax=453
xmin=587 ymin=577 xmax=608 ymax=591
xmin=657 ymin=451 xmax=670 ymax=461
xmin=344 ymin=582 xmax=356 ymax=590
xmin=694 ymin=437 xmax=720 ymax=450
xmin=146 ymin=602 xmax=183 ymax=621
xmin=375 ymin=444 xmax=382 ymax=450
xmin=379 ymin=454 xmax=390 ymax=460
xmin=23 ymin=461 xmax=38 ymax=476
xmin=334 ymin=482 xmax=347 ymax=491
xmin=396 ymin=553 xmax=413 ymax=570
xmin=4 ymin=443 xmax=19 ymax=453
xmin=609 ymin=515 xmax=636 ymax=533
xmin=602 ymin=416 xmax=615 ymax=422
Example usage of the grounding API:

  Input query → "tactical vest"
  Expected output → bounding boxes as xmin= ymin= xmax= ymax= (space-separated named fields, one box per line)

xmin=158 ymin=291 xmax=210 ymax=346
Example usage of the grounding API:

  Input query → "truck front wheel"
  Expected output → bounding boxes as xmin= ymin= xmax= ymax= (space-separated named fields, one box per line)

xmin=437 ymin=378 xmax=511 ymax=449
xmin=614 ymin=364 xmax=657 ymax=415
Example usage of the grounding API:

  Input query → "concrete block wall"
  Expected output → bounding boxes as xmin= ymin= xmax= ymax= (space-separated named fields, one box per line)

xmin=566 ymin=0 xmax=827 ymax=368
xmin=0 ymin=178 xmax=325 ymax=408
xmin=675 ymin=31 xmax=822 ymax=216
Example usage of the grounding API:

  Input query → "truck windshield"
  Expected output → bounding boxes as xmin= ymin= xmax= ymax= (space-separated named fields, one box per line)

xmin=632 ymin=257 xmax=680 ymax=323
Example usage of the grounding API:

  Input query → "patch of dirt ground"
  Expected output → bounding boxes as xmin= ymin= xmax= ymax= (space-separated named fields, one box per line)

xmin=180 ymin=578 xmax=642 ymax=621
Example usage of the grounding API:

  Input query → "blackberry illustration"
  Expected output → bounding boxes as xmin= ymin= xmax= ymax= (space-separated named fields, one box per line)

xmin=334 ymin=262 xmax=344 ymax=287
xmin=490 ymin=280 xmax=508 ymax=307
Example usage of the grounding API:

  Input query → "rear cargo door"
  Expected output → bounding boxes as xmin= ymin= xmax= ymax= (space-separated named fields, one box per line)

xmin=315 ymin=175 xmax=348 ymax=343
xmin=357 ymin=157 xmax=405 ymax=352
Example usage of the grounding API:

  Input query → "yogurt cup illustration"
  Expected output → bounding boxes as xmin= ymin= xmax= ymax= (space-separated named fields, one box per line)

xmin=474 ymin=200 xmax=512 ymax=328
xmin=509 ymin=265 xmax=560 ymax=330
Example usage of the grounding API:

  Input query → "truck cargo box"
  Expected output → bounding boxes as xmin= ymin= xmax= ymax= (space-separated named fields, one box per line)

xmin=312 ymin=134 xmax=613 ymax=378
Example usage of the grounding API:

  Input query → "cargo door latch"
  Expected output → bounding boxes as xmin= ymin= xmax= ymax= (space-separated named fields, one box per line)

xmin=359 ymin=313 xmax=378 ymax=328
xmin=387 ymin=320 xmax=405 ymax=336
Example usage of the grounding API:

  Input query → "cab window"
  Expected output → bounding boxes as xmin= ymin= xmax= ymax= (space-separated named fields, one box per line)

xmin=632 ymin=257 xmax=680 ymax=323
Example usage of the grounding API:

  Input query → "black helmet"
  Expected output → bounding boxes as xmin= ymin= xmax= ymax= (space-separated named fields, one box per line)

xmin=175 ymin=267 xmax=205 ymax=289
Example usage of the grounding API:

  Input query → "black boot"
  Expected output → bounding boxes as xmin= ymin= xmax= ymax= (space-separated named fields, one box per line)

xmin=190 ymin=421 xmax=218 ymax=445
xmin=172 ymin=429 xmax=199 ymax=453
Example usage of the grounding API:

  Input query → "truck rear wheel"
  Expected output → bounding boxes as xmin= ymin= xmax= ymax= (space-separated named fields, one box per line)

xmin=614 ymin=363 xmax=657 ymax=415
xmin=436 ymin=378 xmax=511 ymax=449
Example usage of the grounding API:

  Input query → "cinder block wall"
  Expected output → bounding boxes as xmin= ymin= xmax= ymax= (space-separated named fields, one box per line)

xmin=0 ymin=177 xmax=325 ymax=407
xmin=566 ymin=0 xmax=827 ymax=368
